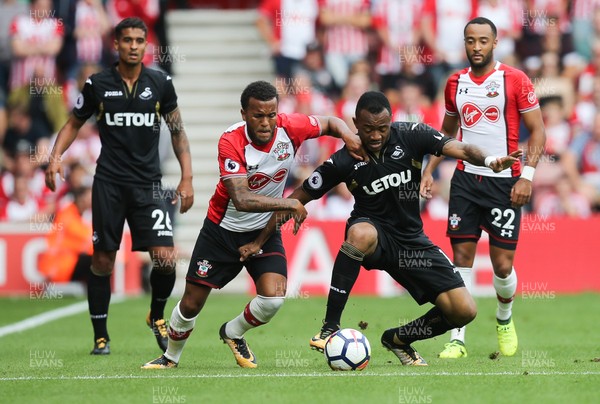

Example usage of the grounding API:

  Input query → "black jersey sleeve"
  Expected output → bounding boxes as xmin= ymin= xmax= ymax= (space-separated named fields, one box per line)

xmin=302 ymin=147 xmax=353 ymax=200
xmin=72 ymin=77 xmax=96 ymax=121
xmin=161 ymin=75 xmax=178 ymax=115
xmin=401 ymin=122 xmax=453 ymax=157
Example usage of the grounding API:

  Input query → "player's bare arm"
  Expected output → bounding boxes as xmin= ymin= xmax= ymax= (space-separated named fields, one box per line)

xmin=511 ymin=108 xmax=546 ymax=208
xmin=165 ymin=107 xmax=194 ymax=214
xmin=442 ymin=139 xmax=523 ymax=173
xmin=239 ymin=186 xmax=314 ymax=261
xmin=45 ymin=114 xmax=86 ymax=192
xmin=420 ymin=114 xmax=460 ymax=199
xmin=317 ymin=115 xmax=367 ymax=161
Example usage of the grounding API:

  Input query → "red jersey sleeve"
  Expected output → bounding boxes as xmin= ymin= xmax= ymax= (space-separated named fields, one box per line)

xmin=513 ymin=69 xmax=540 ymax=114
xmin=278 ymin=113 xmax=322 ymax=150
xmin=218 ymin=134 xmax=248 ymax=180
xmin=258 ymin=0 xmax=278 ymax=19
xmin=444 ymin=73 xmax=459 ymax=116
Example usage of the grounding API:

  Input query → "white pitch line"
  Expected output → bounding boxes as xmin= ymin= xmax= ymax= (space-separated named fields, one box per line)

xmin=0 ymin=296 xmax=125 ymax=338
xmin=2 ymin=371 xmax=599 ymax=382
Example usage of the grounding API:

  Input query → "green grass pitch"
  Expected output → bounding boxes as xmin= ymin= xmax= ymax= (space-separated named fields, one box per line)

xmin=0 ymin=293 xmax=598 ymax=403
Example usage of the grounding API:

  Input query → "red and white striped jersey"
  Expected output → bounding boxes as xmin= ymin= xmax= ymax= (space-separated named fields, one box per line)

xmin=318 ymin=0 xmax=370 ymax=55
xmin=9 ymin=15 xmax=64 ymax=91
xmin=207 ymin=113 xmax=322 ymax=232
xmin=445 ymin=61 xmax=539 ymax=177
xmin=75 ymin=1 xmax=105 ymax=63
xmin=372 ymin=0 xmax=420 ymax=75
xmin=258 ymin=0 xmax=318 ymax=60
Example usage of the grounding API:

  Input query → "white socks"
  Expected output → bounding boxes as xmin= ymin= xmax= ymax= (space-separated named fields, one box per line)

xmin=450 ymin=267 xmax=472 ymax=343
xmin=494 ymin=268 xmax=517 ymax=321
xmin=164 ymin=301 xmax=197 ymax=363
xmin=225 ymin=295 xmax=285 ymax=339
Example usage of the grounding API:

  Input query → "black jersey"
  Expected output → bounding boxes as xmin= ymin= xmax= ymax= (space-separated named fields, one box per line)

xmin=73 ymin=63 xmax=178 ymax=186
xmin=303 ymin=122 xmax=452 ymax=249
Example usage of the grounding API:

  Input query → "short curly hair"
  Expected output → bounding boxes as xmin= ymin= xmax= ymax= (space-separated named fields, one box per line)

xmin=240 ymin=81 xmax=278 ymax=110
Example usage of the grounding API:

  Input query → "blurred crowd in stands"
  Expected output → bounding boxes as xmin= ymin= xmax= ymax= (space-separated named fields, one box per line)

xmin=1 ymin=0 xmax=600 ymax=231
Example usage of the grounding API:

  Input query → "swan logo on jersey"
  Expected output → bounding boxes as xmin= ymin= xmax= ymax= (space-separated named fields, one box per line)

xmin=105 ymin=112 xmax=155 ymax=126
xmin=449 ymin=213 xmax=462 ymax=230
xmin=527 ymin=91 xmax=537 ymax=105
xmin=248 ymin=168 xmax=288 ymax=190
xmin=363 ymin=170 xmax=411 ymax=195
xmin=391 ymin=146 xmax=405 ymax=159
xmin=196 ymin=259 xmax=212 ymax=278
xmin=224 ymin=158 xmax=241 ymax=173
xmin=308 ymin=172 xmax=323 ymax=189
xmin=485 ymin=81 xmax=500 ymax=98
xmin=139 ymin=87 xmax=153 ymax=100
xmin=461 ymin=103 xmax=500 ymax=128
xmin=273 ymin=142 xmax=291 ymax=161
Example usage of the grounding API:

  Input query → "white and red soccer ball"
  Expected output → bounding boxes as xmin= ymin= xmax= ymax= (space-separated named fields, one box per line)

xmin=324 ymin=328 xmax=371 ymax=371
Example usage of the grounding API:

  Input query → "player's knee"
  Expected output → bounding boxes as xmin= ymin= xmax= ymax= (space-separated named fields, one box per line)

xmin=179 ymin=284 xmax=210 ymax=318
xmin=445 ymin=292 xmax=477 ymax=327
xmin=493 ymin=262 xmax=513 ymax=278
xmin=458 ymin=299 xmax=477 ymax=326
xmin=253 ymin=295 xmax=285 ymax=323
xmin=179 ymin=295 xmax=202 ymax=318
xmin=346 ymin=223 xmax=377 ymax=253
xmin=452 ymin=246 xmax=474 ymax=268
xmin=91 ymin=254 xmax=115 ymax=276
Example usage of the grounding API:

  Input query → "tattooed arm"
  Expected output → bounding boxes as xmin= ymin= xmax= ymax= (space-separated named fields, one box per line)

xmin=166 ymin=107 xmax=194 ymax=213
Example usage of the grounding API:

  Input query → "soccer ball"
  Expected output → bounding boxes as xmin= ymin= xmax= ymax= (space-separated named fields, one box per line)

xmin=324 ymin=328 xmax=371 ymax=371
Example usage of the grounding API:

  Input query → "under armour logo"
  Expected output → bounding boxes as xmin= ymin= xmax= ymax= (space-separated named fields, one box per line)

xmin=459 ymin=88 xmax=469 ymax=94
xmin=501 ymin=229 xmax=513 ymax=237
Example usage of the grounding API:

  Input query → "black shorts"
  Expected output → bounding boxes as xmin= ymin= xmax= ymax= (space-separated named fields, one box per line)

xmin=92 ymin=178 xmax=174 ymax=251
xmin=186 ymin=218 xmax=287 ymax=289
xmin=447 ymin=169 xmax=521 ymax=250
xmin=348 ymin=218 xmax=464 ymax=305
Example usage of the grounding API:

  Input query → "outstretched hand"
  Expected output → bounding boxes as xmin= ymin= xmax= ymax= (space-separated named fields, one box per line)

xmin=343 ymin=133 xmax=369 ymax=162
xmin=488 ymin=150 xmax=523 ymax=173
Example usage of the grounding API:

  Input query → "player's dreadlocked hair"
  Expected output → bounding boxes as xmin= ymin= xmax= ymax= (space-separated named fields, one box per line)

xmin=355 ymin=91 xmax=392 ymax=117
xmin=115 ymin=17 xmax=148 ymax=40
xmin=241 ymin=81 xmax=279 ymax=110
xmin=464 ymin=17 xmax=497 ymax=38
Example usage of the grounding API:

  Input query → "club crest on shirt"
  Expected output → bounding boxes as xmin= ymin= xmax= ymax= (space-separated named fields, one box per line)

xmin=485 ymin=81 xmax=500 ymax=98
xmin=449 ymin=213 xmax=462 ymax=230
xmin=139 ymin=87 xmax=153 ymax=100
xmin=196 ymin=259 xmax=212 ymax=278
xmin=391 ymin=146 xmax=405 ymax=159
xmin=273 ymin=142 xmax=291 ymax=161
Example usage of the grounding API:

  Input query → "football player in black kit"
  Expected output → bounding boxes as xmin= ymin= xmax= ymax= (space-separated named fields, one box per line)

xmin=239 ymin=91 xmax=521 ymax=365
xmin=45 ymin=18 xmax=194 ymax=355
